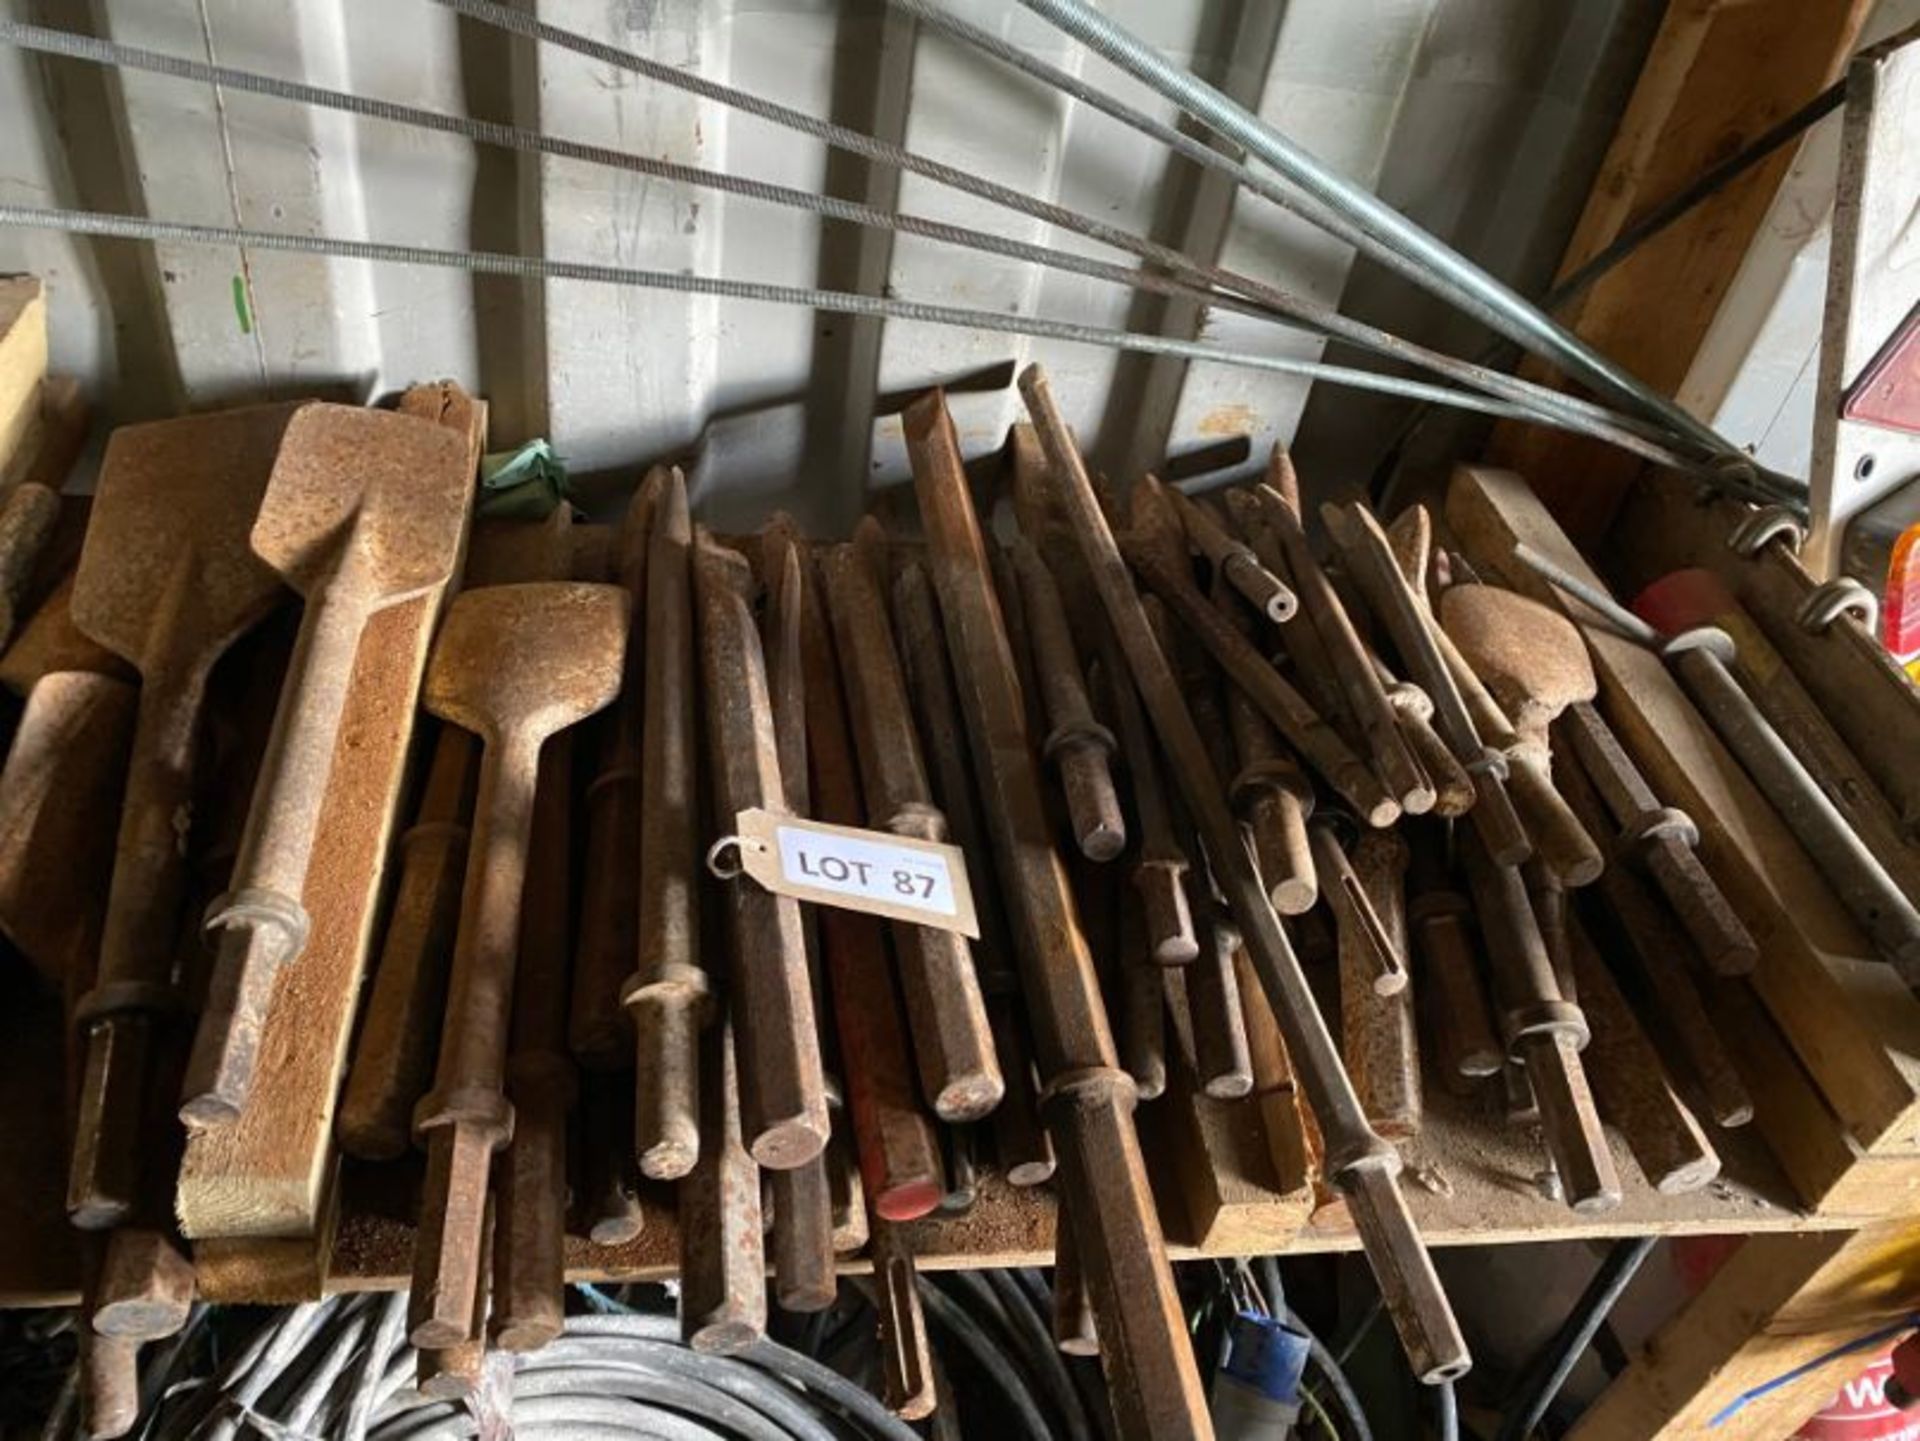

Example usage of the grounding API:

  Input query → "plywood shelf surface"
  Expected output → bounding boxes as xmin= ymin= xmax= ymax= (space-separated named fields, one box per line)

xmin=0 ymin=960 xmax=1872 ymax=1309
xmin=280 ymin=1077 xmax=1861 ymax=1302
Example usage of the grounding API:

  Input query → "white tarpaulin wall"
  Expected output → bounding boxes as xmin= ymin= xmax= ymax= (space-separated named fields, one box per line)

xmin=0 ymin=0 xmax=1665 ymax=526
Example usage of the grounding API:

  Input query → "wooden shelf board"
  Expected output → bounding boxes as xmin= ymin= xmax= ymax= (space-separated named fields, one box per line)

xmin=0 ymin=985 xmax=1879 ymax=1309
xmin=301 ymin=1079 xmax=1856 ymax=1300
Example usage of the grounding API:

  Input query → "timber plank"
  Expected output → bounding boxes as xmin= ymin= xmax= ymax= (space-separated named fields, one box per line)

xmin=1142 ymin=1046 xmax=1314 ymax=1256
xmin=1572 ymin=1221 xmax=1920 ymax=1440
xmin=0 ymin=276 xmax=46 ymax=489
xmin=1488 ymin=1 xmax=1873 ymax=544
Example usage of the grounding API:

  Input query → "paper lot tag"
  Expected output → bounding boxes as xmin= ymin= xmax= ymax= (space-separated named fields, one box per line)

xmin=730 ymin=808 xmax=980 ymax=938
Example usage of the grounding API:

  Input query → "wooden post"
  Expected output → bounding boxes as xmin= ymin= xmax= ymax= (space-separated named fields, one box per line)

xmin=1488 ymin=0 xmax=1873 ymax=544
xmin=0 ymin=277 xmax=47 ymax=490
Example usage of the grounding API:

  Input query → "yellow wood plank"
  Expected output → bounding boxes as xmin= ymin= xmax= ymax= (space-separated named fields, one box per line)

xmin=1574 ymin=1221 xmax=1920 ymax=1440
xmin=0 ymin=277 xmax=47 ymax=490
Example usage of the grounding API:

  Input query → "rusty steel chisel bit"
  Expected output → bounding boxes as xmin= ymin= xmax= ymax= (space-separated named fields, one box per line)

xmin=892 ymin=557 xmax=1017 ymax=989
xmin=421 ymin=1205 xmax=491 ymax=1399
xmin=491 ymin=736 xmax=576 ymax=1353
xmin=827 ymin=1109 xmax=870 ymax=1254
xmin=621 ymin=468 xmax=711 ymax=1179
xmin=1311 ymin=816 xmax=1408 ymax=998
xmin=1021 ymin=363 xmax=1468 ymax=1388
xmin=579 ymin=1074 xmax=646 ymax=1246
xmin=1459 ymin=830 xmax=1620 ymax=1215
xmin=1123 ymin=478 xmax=1397 ymax=828
xmin=69 ymin=408 xmax=290 ymax=1224
xmin=1437 ymin=577 xmax=1605 ymax=884
xmin=185 ymin=407 xmax=471 ymax=1125
xmin=342 ymin=508 xmax=576 ymax=1162
xmin=1225 ymin=485 xmax=1354 ymax=737
xmin=573 ymin=469 xmax=666 ymax=1068
xmin=680 ymin=1019 xmax=766 ymax=1354
xmin=892 ymin=557 xmax=1056 ymax=1184
xmin=1052 ymin=1201 xmax=1101 ymax=1357
xmin=1388 ymin=508 xmax=1596 ymax=881
xmin=1366 ymin=650 xmax=1476 ymax=819
xmin=1157 ymin=598 xmax=1253 ymax=1103
xmin=1185 ymin=908 xmax=1254 ymax=1101
xmin=1119 ymin=687 xmax=1204 ymax=963
xmin=1323 ymin=499 xmax=1530 ymax=866
xmin=1406 ymin=825 xmax=1503 ymax=1083
xmin=1557 ymin=757 xmax=1754 ymax=1129
xmin=695 ymin=532 xmax=830 ymax=1170
xmin=1163 ymin=482 xmax=1296 ymax=623
xmin=1118 ymin=889 xmax=1169 ymax=1102
xmin=1213 ymin=577 xmax=1317 ymax=915
xmin=794 ymin=544 xmax=945 ymax=1221
xmin=909 ymin=386 xmax=1215 ymax=1433
xmin=337 ymin=727 xmax=478 ymax=1161
xmin=1557 ymin=700 xmax=1755 ymax=976
xmin=872 ymin=1221 xmax=937 ymax=1421
xmin=1007 ymin=428 xmax=1199 ymax=966
xmin=1334 ymin=831 xmax=1421 ymax=1140
xmin=758 ymin=524 xmax=839 ymax=1315
xmin=1247 ymin=459 xmax=1432 ymax=816
xmin=408 ymin=583 xmax=627 ymax=1349
xmin=823 ymin=523 xmax=1002 ymax=1123
xmin=1009 ymin=536 xmax=1127 ymax=861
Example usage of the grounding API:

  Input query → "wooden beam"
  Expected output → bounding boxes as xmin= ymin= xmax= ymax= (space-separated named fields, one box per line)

xmin=1448 ymin=464 xmax=1920 ymax=1175
xmin=1573 ymin=1221 xmax=1920 ymax=1439
xmin=0 ymin=277 xmax=47 ymax=490
xmin=174 ymin=384 xmax=483 ymax=1241
xmin=0 ymin=969 xmax=81 ymax=1306
xmin=1488 ymin=0 xmax=1873 ymax=545
xmin=8 ymin=1047 xmax=1853 ymax=1307
xmin=1143 ymin=1046 xmax=1313 ymax=1255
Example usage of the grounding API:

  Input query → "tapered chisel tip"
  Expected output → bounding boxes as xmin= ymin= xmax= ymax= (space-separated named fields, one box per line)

xmin=180 ymin=918 xmax=294 ymax=1128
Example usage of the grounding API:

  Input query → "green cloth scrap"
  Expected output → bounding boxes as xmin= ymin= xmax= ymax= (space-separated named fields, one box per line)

xmin=477 ymin=439 xmax=570 ymax=519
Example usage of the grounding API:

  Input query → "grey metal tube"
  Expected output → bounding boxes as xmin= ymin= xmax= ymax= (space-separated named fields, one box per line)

xmin=202 ymin=1302 xmax=331 ymax=1441
xmin=1668 ymin=642 xmax=1920 ymax=980
xmin=277 ymin=1300 xmax=373 ymax=1434
xmin=342 ymin=1294 xmax=411 ymax=1441
xmin=1013 ymin=0 xmax=1753 ymax=473
xmin=888 ymin=0 xmax=1694 ymax=466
